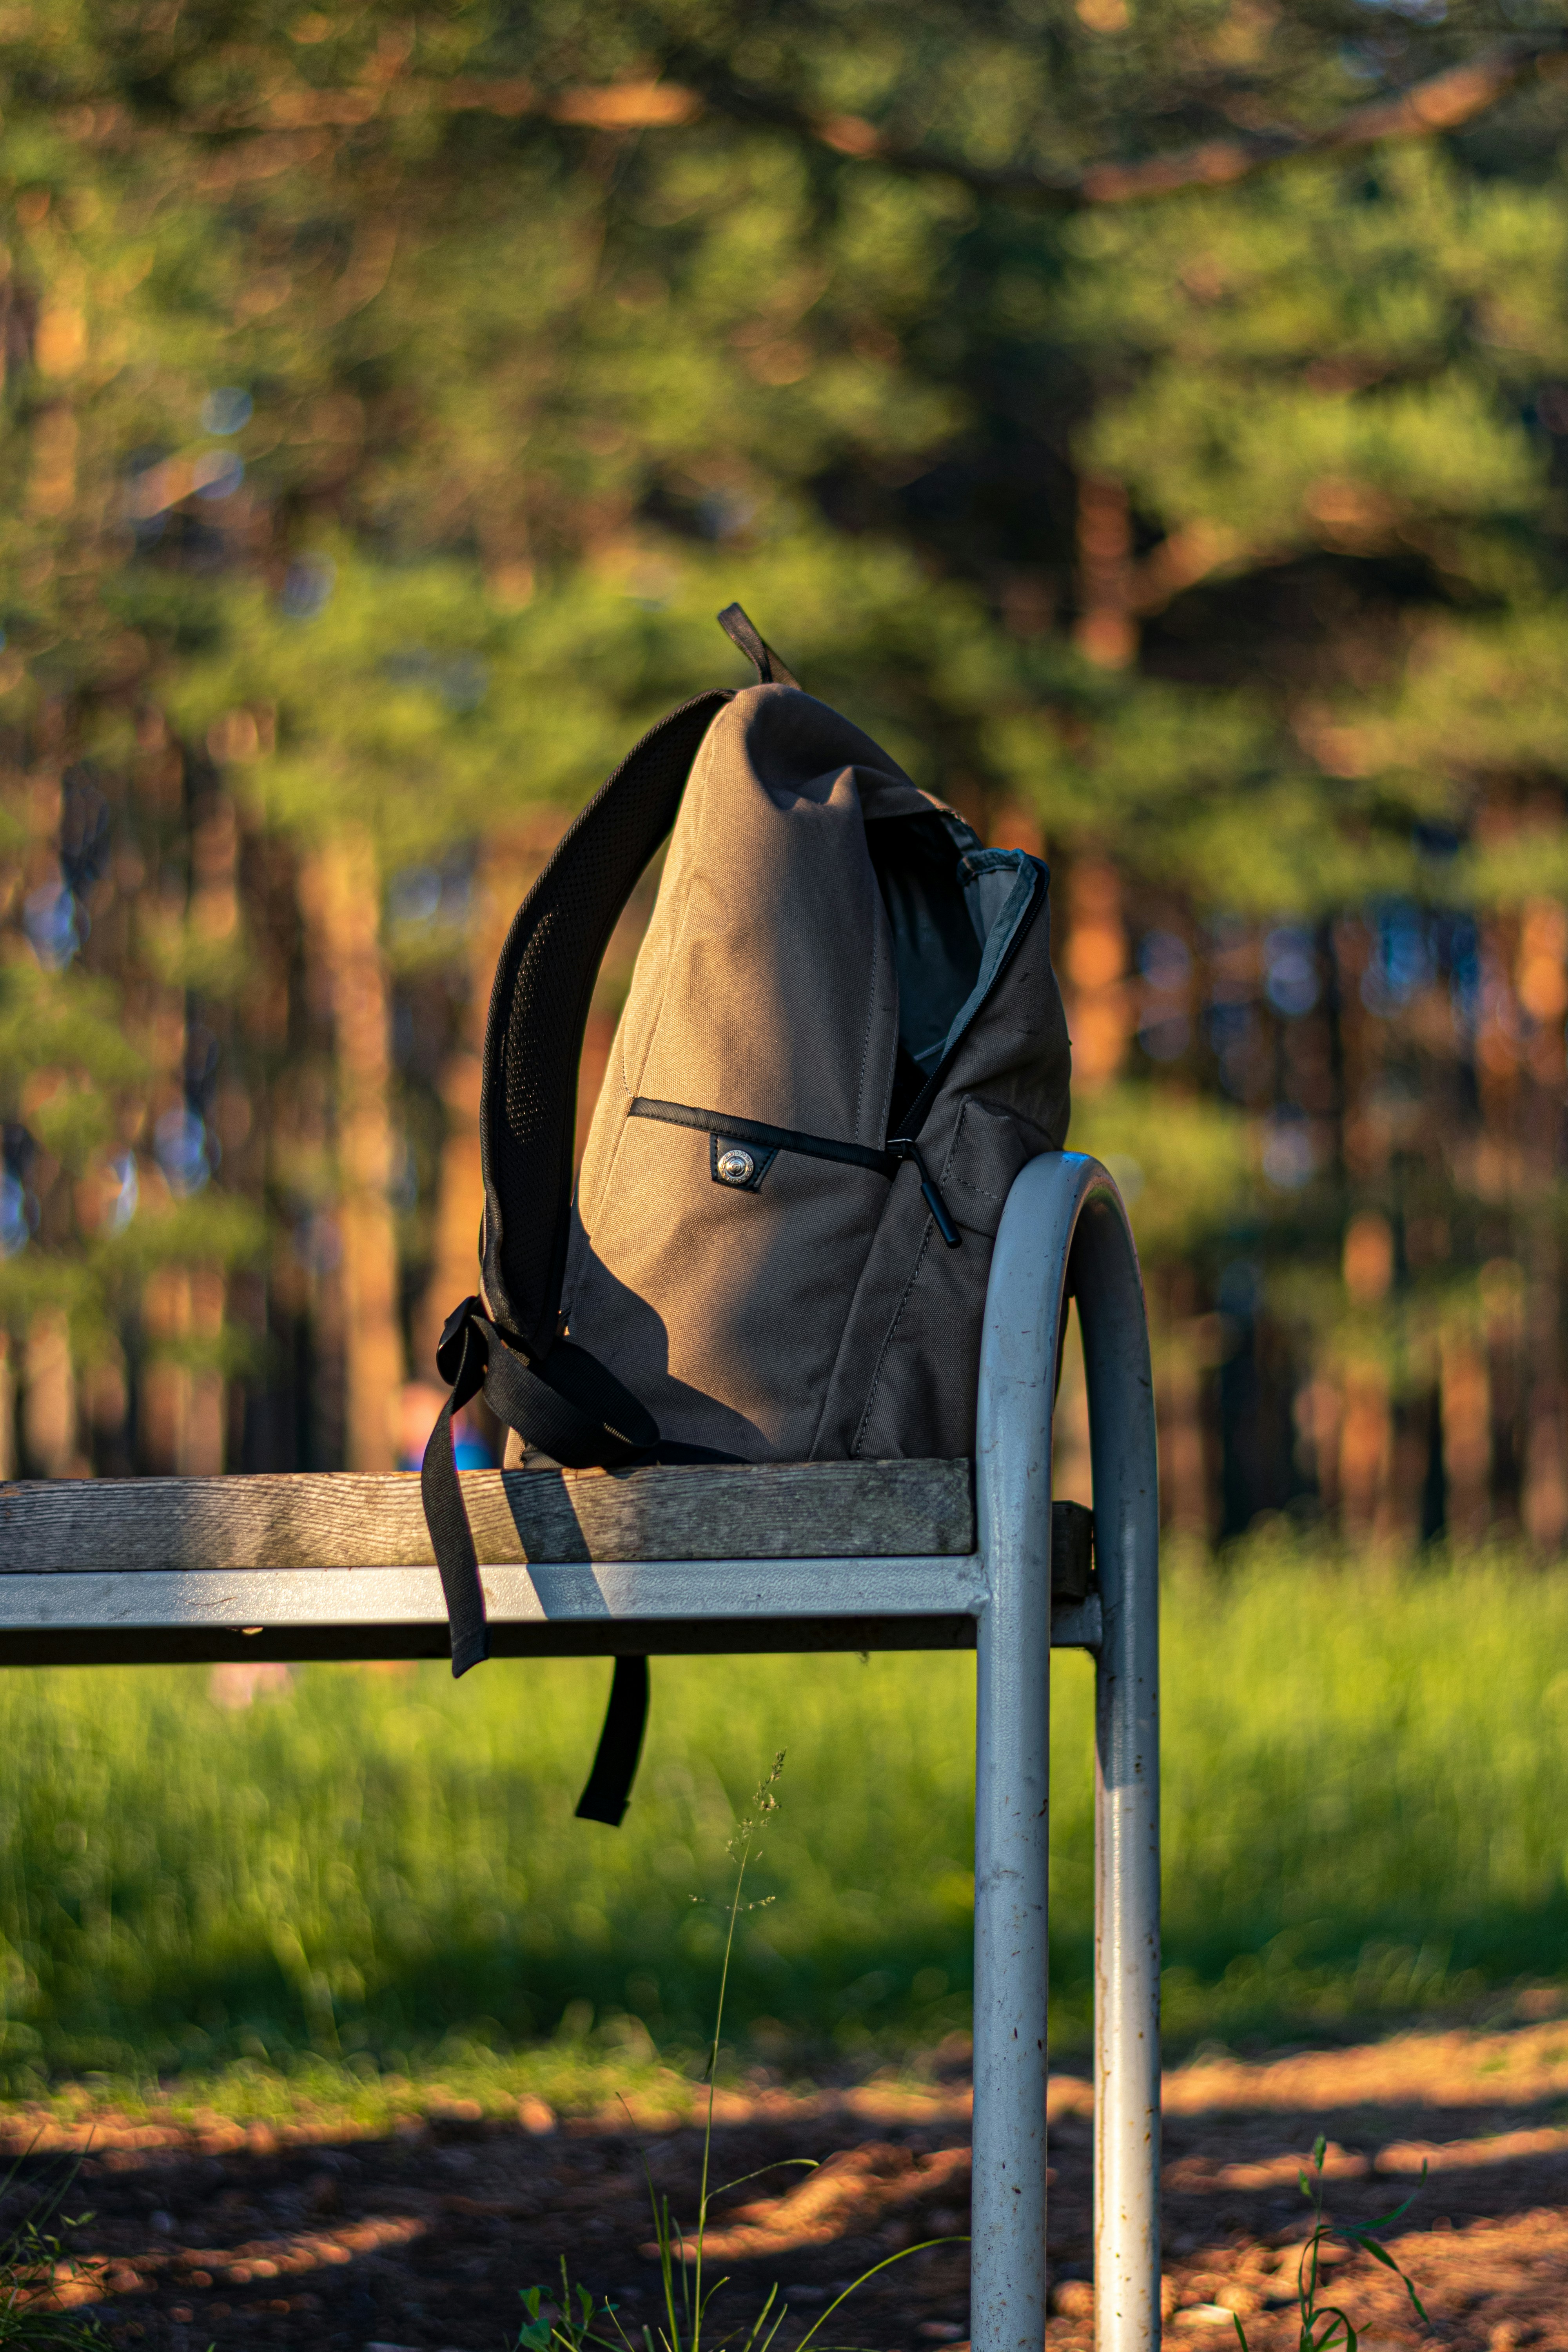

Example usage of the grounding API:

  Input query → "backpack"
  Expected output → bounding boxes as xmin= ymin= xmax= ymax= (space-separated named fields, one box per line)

xmin=421 ymin=607 xmax=1072 ymax=1818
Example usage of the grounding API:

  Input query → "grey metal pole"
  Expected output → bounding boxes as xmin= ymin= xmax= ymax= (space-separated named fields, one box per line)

xmin=971 ymin=1152 xmax=1160 ymax=2352
xmin=971 ymin=1151 xmax=1082 ymax=2352
xmin=1076 ymin=1179 xmax=1163 ymax=2348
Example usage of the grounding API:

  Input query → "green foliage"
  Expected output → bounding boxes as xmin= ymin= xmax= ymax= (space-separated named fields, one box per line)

xmin=514 ymin=2263 xmax=617 ymax=2352
xmin=1232 ymin=2136 xmax=1430 ymax=2352
xmin=1066 ymin=1080 xmax=1252 ymax=1259
xmin=2 ymin=0 xmax=1568 ymax=1497
xmin=0 ymin=970 xmax=145 ymax=1115
xmin=0 ymin=2149 xmax=108 ymax=2349
xmin=515 ymin=1755 xmax=959 ymax=2352
xmin=167 ymin=535 xmax=1038 ymax=860
xmin=1 ymin=1542 xmax=1568 ymax=2086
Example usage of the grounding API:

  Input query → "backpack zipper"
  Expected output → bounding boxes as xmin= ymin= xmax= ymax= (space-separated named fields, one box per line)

xmin=629 ymin=1097 xmax=965 ymax=1247
xmin=886 ymin=1135 xmax=962 ymax=1249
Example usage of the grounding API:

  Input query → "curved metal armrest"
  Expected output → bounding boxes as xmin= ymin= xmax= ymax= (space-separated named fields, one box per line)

xmin=970 ymin=1151 xmax=1161 ymax=2352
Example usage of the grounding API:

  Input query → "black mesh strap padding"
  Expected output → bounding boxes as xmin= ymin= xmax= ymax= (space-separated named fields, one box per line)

xmin=574 ymin=1655 xmax=650 ymax=1827
xmin=479 ymin=692 xmax=729 ymax=1351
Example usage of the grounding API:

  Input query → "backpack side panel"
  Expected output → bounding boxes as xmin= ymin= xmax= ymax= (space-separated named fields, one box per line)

xmin=809 ymin=888 xmax=1073 ymax=1460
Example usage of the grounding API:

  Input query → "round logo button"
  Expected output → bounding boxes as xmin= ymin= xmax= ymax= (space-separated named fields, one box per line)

xmin=716 ymin=1147 xmax=755 ymax=1186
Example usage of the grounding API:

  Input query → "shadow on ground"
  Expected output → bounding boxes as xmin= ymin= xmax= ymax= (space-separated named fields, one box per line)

xmin=7 ymin=2016 xmax=1568 ymax=2348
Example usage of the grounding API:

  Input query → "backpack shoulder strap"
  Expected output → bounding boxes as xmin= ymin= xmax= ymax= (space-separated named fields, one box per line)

xmin=422 ymin=690 xmax=730 ymax=1693
xmin=479 ymin=691 xmax=730 ymax=1350
xmin=423 ymin=642 xmax=774 ymax=1835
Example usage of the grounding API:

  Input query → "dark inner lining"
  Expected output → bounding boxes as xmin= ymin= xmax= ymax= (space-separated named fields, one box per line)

xmin=866 ymin=813 xmax=984 ymax=1132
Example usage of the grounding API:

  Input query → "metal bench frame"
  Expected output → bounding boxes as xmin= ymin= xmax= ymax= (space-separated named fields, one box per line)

xmin=0 ymin=1150 xmax=1160 ymax=2351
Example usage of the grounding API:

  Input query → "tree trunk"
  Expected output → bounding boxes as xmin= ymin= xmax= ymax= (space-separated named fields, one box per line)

xmin=1073 ymin=474 xmax=1137 ymax=670
xmin=1339 ymin=1362 xmax=1391 ymax=1539
xmin=140 ymin=1268 xmax=226 ymax=1474
xmin=1519 ymin=896 xmax=1568 ymax=1551
xmin=1523 ymin=1220 xmax=1568 ymax=1552
xmin=1440 ymin=1323 xmax=1491 ymax=1546
xmin=300 ymin=831 xmax=405 ymax=1472
xmin=1377 ymin=1392 xmax=1428 ymax=1551
xmin=1051 ymin=1302 xmax=1094 ymax=1509
xmin=1296 ymin=1370 xmax=1342 ymax=1524
xmin=1156 ymin=1274 xmax=1209 ymax=1537
xmin=23 ymin=1308 xmax=81 ymax=1477
xmin=1063 ymin=858 xmax=1129 ymax=1093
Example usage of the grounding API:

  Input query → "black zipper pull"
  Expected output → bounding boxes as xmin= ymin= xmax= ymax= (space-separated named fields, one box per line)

xmin=889 ymin=1138 xmax=962 ymax=1249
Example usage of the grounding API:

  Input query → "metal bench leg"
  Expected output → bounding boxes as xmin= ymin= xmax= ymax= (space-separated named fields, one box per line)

xmin=971 ymin=1154 xmax=1160 ymax=2352
xmin=971 ymin=1156 xmax=1067 ymax=2352
xmin=1078 ymin=1190 xmax=1162 ymax=2350
xmin=971 ymin=1524 xmax=1051 ymax=2351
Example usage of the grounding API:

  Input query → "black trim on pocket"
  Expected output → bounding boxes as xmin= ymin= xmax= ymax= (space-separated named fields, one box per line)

xmin=629 ymin=1098 xmax=960 ymax=1245
xmin=630 ymin=1097 xmax=897 ymax=1176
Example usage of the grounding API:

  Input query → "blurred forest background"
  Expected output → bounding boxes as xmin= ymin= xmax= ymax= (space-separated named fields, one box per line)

xmin=5 ymin=0 xmax=1568 ymax=1553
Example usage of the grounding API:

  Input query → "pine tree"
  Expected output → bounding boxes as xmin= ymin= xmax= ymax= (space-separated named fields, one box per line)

xmin=1 ymin=0 xmax=1565 ymax=1534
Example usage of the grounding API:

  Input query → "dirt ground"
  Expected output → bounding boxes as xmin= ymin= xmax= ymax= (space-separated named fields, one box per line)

xmin=9 ymin=2012 xmax=1568 ymax=2349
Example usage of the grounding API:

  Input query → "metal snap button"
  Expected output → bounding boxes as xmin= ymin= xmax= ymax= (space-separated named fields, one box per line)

xmin=716 ymin=1147 xmax=755 ymax=1186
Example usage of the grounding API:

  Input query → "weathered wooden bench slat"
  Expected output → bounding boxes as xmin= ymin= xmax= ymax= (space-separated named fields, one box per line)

xmin=0 ymin=1459 xmax=976 ymax=1573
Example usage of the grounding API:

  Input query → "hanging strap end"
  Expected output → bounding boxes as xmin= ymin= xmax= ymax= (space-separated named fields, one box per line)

xmin=450 ymin=1628 xmax=490 ymax=1678
xmin=573 ymin=1655 xmax=650 ymax=1828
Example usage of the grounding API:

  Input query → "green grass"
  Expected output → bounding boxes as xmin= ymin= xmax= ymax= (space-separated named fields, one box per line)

xmin=2 ymin=1533 xmax=1568 ymax=2102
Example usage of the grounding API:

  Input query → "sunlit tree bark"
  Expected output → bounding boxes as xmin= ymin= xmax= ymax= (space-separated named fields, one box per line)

xmin=300 ymin=833 xmax=405 ymax=1473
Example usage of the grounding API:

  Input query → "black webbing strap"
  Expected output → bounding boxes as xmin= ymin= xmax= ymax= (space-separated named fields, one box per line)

xmin=422 ymin=1294 xmax=658 ymax=1677
xmin=473 ymin=1320 xmax=658 ymax=1469
xmin=422 ymin=1298 xmax=697 ymax=1820
xmin=421 ymin=1298 xmax=664 ymax=1824
xmin=574 ymin=1657 xmax=650 ymax=1826
xmin=419 ymin=1305 xmax=493 ymax=1679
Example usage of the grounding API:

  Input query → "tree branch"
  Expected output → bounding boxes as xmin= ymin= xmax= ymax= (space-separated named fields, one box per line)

xmin=695 ymin=34 xmax=1568 ymax=208
xmin=195 ymin=34 xmax=1568 ymax=212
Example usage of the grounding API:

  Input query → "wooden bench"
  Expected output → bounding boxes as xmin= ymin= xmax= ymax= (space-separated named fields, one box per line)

xmin=0 ymin=1150 xmax=1160 ymax=2352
